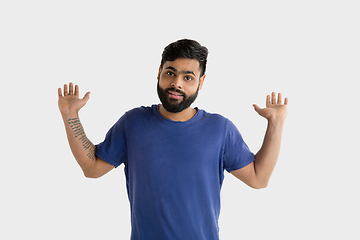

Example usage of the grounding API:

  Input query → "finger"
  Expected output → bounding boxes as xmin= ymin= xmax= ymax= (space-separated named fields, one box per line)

xmin=266 ymin=94 xmax=271 ymax=106
xmin=69 ymin=82 xmax=74 ymax=95
xmin=284 ymin=97 xmax=289 ymax=105
xmin=58 ymin=88 xmax=63 ymax=97
xmin=271 ymin=92 xmax=276 ymax=104
xmin=266 ymin=95 xmax=271 ymax=107
xmin=63 ymin=84 xmax=68 ymax=95
xmin=253 ymin=104 xmax=261 ymax=113
xmin=82 ymin=91 xmax=91 ymax=102
xmin=74 ymin=84 xmax=79 ymax=96
xmin=277 ymin=93 xmax=282 ymax=104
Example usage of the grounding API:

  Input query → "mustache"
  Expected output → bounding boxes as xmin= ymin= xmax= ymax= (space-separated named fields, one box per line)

xmin=165 ymin=88 xmax=185 ymax=96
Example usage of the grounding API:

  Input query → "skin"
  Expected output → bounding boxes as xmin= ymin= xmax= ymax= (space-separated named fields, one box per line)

xmin=232 ymin=92 xmax=288 ymax=188
xmin=58 ymin=83 xmax=114 ymax=178
xmin=58 ymin=58 xmax=288 ymax=189
xmin=157 ymin=58 xmax=205 ymax=122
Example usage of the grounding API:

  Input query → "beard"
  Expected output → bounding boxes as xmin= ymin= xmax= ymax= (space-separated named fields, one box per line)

xmin=157 ymin=82 xmax=199 ymax=113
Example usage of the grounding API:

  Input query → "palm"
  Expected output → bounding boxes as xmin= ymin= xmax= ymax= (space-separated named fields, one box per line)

xmin=58 ymin=83 xmax=90 ymax=115
xmin=253 ymin=92 xmax=288 ymax=121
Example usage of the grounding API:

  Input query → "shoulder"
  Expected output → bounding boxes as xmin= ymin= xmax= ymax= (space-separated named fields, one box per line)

xmin=119 ymin=105 xmax=156 ymax=120
xmin=200 ymin=109 xmax=244 ymax=135
xmin=195 ymin=109 xmax=237 ymax=134
xmin=114 ymin=105 xmax=156 ymax=130
xmin=199 ymin=109 xmax=232 ymax=126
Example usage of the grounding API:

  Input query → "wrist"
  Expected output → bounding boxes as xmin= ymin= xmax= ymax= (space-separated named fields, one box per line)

xmin=61 ymin=110 xmax=79 ymax=121
xmin=267 ymin=116 xmax=286 ymax=127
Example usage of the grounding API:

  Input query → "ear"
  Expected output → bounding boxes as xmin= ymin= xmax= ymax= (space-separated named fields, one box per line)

xmin=198 ymin=74 xmax=206 ymax=90
xmin=157 ymin=65 xmax=162 ymax=81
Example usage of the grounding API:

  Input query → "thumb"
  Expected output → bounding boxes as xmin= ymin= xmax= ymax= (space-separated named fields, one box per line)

xmin=252 ymin=104 xmax=261 ymax=113
xmin=82 ymin=91 xmax=91 ymax=102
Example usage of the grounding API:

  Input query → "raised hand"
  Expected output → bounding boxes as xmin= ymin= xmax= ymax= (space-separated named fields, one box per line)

xmin=253 ymin=92 xmax=288 ymax=122
xmin=58 ymin=82 xmax=90 ymax=115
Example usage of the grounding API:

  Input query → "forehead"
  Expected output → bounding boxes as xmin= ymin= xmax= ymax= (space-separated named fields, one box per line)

xmin=162 ymin=58 xmax=200 ymax=73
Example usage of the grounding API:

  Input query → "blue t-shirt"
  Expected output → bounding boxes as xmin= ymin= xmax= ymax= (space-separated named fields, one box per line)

xmin=95 ymin=105 xmax=255 ymax=240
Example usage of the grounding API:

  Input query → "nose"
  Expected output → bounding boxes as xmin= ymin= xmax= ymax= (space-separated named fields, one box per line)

xmin=171 ymin=76 xmax=183 ymax=89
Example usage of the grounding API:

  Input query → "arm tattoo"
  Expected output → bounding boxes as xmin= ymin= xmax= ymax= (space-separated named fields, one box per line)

xmin=68 ymin=118 xmax=96 ymax=161
xmin=68 ymin=118 xmax=84 ymax=137
xmin=87 ymin=145 xmax=96 ymax=161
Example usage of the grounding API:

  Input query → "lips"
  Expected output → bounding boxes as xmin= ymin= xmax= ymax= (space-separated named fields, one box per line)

xmin=168 ymin=90 xmax=184 ymax=99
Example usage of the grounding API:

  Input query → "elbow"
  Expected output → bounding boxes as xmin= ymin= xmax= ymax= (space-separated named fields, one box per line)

xmin=83 ymin=169 xmax=101 ymax=179
xmin=249 ymin=180 xmax=269 ymax=189
xmin=251 ymin=183 xmax=268 ymax=189
xmin=250 ymin=173 xmax=271 ymax=189
xmin=84 ymin=172 xmax=100 ymax=179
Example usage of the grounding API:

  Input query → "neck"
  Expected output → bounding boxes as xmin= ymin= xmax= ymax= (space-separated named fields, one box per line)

xmin=158 ymin=105 xmax=197 ymax=122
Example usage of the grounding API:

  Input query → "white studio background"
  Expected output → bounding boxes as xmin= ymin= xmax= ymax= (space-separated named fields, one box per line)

xmin=1 ymin=1 xmax=359 ymax=239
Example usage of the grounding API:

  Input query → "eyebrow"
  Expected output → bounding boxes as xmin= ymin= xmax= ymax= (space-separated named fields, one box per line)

xmin=166 ymin=66 xmax=196 ymax=77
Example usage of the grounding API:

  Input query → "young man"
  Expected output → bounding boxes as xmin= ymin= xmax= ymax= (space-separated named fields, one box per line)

xmin=58 ymin=39 xmax=288 ymax=240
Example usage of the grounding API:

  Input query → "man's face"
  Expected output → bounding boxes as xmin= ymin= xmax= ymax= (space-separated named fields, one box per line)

xmin=157 ymin=58 xmax=205 ymax=113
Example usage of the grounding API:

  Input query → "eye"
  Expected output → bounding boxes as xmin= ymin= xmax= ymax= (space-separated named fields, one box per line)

xmin=166 ymin=71 xmax=175 ymax=76
xmin=184 ymin=76 xmax=193 ymax=81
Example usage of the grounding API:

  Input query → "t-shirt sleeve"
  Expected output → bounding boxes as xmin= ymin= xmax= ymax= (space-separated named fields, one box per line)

xmin=95 ymin=116 xmax=127 ymax=168
xmin=223 ymin=120 xmax=255 ymax=172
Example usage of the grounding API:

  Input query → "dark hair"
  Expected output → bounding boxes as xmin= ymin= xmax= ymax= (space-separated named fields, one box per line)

xmin=160 ymin=39 xmax=208 ymax=77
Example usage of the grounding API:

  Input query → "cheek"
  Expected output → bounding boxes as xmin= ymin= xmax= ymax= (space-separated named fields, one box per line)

xmin=158 ymin=79 xmax=168 ymax=90
xmin=189 ymin=81 xmax=200 ymax=91
xmin=158 ymin=75 xmax=176 ymax=88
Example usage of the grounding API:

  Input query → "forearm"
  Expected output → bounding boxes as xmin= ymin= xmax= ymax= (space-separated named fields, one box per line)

xmin=254 ymin=118 xmax=285 ymax=186
xmin=62 ymin=112 xmax=97 ymax=175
